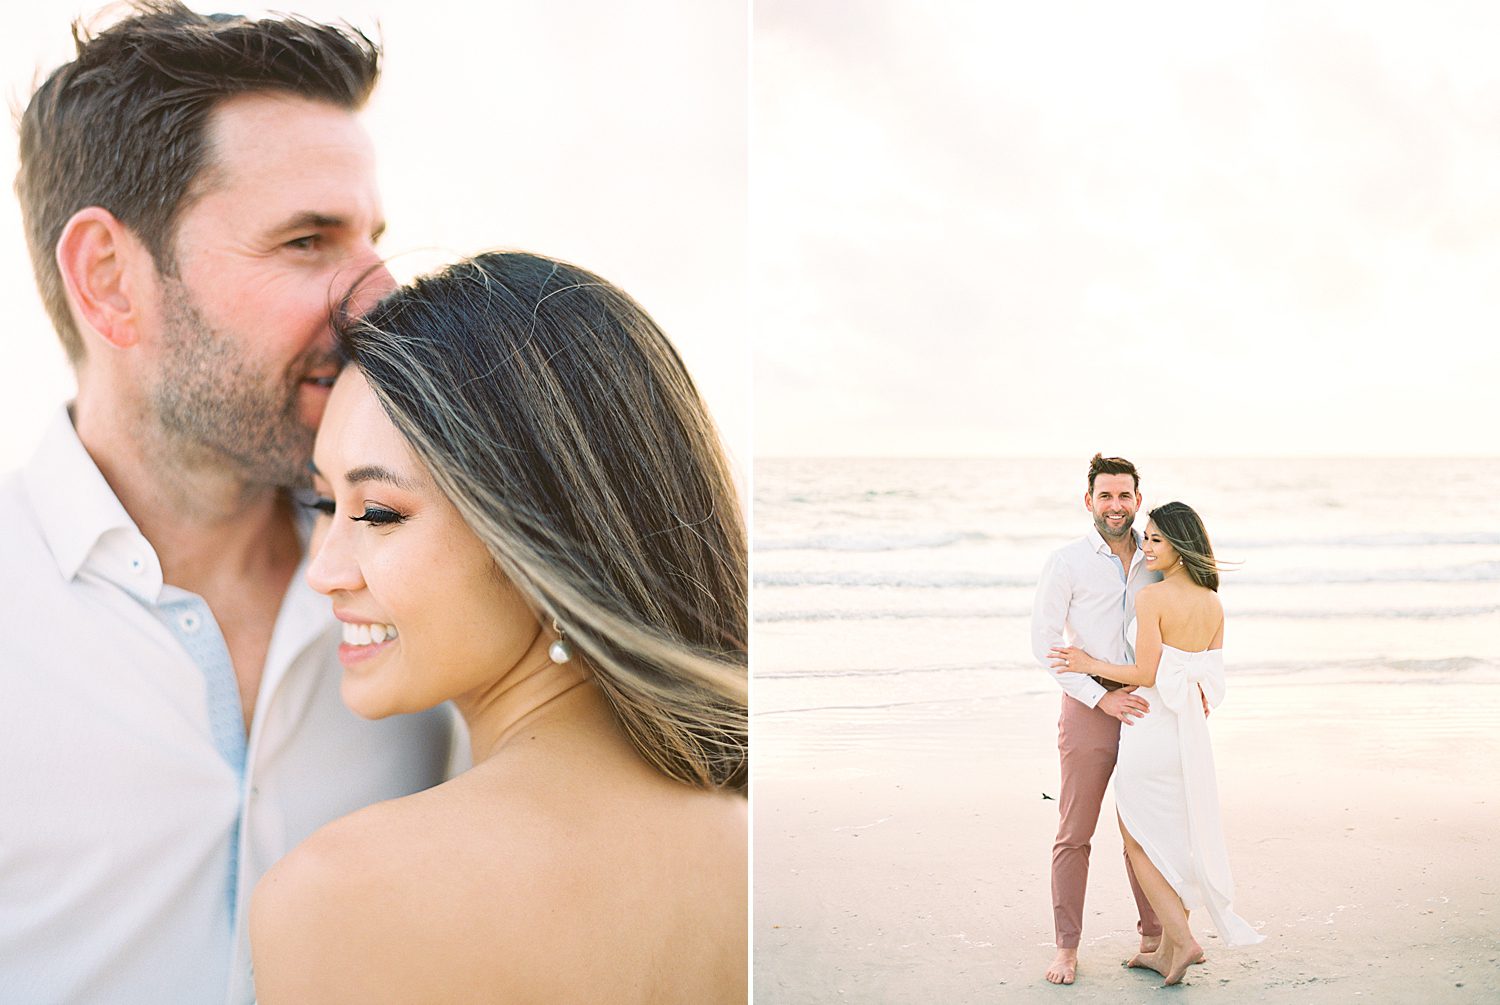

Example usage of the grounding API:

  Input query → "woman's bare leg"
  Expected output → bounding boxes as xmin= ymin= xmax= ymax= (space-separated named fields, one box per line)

xmin=1117 ymin=815 xmax=1202 ymax=985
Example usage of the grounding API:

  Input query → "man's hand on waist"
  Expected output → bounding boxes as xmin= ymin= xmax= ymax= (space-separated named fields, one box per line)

xmin=1097 ymin=687 xmax=1149 ymax=724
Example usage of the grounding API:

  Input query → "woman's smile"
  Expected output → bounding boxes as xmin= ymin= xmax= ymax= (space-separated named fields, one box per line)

xmin=336 ymin=618 xmax=400 ymax=666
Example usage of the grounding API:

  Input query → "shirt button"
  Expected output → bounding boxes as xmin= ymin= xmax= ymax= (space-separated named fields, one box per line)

xmin=128 ymin=557 xmax=144 ymax=574
xmin=179 ymin=611 xmax=202 ymax=633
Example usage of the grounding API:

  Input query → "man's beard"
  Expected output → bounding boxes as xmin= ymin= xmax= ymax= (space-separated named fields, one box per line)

xmin=151 ymin=280 xmax=321 ymax=489
xmin=1093 ymin=511 xmax=1134 ymax=541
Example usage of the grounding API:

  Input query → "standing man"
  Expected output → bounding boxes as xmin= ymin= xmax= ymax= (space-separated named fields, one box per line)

xmin=0 ymin=5 xmax=455 ymax=1003
xmin=1032 ymin=453 xmax=1163 ymax=985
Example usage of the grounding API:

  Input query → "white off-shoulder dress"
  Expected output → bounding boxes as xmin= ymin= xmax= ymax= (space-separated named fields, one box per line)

xmin=1116 ymin=620 xmax=1263 ymax=947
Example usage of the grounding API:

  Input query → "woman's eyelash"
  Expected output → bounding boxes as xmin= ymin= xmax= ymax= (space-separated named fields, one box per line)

xmin=299 ymin=497 xmax=405 ymax=527
xmin=352 ymin=506 xmax=405 ymax=527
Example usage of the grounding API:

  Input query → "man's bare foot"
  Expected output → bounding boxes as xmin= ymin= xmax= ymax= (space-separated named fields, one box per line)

xmin=1163 ymin=938 xmax=1203 ymax=986
xmin=1045 ymin=948 xmax=1078 ymax=985
xmin=1126 ymin=949 xmax=1165 ymax=976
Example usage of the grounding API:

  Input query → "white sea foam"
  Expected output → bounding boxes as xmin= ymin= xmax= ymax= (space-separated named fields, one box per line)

xmin=753 ymin=603 xmax=1499 ymax=623
xmin=754 ymin=562 xmax=1500 ymax=590
xmin=1222 ymin=532 xmax=1500 ymax=549
xmin=755 ymin=570 xmax=1033 ymax=588
xmin=753 ymin=529 xmax=1500 ymax=556
xmin=753 ymin=655 xmax=1499 ymax=681
xmin=752 ymin=530 xmax=996 ymax=552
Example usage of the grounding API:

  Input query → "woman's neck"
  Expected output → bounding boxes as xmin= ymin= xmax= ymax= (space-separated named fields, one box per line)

xmin=451 ymin=630 xmax=613 ymax=765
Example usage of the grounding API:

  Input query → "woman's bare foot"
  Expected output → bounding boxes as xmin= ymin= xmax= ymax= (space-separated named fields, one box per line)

xmin=1140 ymin=936 xmax=1204 ymax=960
xmin=1136 ymin=936 xmax=1203 ymax=969
xmin=1045 ymin=948 xmax=1078 ymax=985
xmin=1126 ymin=949 xmax=1165 ymax=976
xmin=1163 ymin=938 xmax=1203 ymax=986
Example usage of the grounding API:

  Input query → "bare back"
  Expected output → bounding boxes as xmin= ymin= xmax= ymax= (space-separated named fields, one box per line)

xmin=1146 ymin=578 xmax=1224 ymax=653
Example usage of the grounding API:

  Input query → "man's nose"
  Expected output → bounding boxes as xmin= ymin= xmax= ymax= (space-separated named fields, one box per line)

xmin=343 ymin=252 xmax=396 ymax=318
xmin=328 ymin=243 xmax=396 ymax=320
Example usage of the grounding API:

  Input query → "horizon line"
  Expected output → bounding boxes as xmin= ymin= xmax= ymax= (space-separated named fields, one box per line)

xmin=753 ymin=453 xmax=1499 ymax=461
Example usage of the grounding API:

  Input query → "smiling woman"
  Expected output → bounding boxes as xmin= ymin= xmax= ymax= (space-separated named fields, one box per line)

xmin=304 ymin=369 xmax=552 ymax=724
xmin=250 ymin=251 xmax=748 ymax=1003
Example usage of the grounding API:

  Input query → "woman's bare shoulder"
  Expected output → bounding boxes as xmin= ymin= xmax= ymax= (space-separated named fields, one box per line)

xmin=1136 ymin=581 xmax=1168 ymax=604
xmin=248 ymin=781 xmax=535 ymax=1001
xmin=250 ymin=772 xmax=746 ymax=1002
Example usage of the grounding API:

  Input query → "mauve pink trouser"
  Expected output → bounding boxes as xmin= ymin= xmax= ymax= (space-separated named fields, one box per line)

xmin=1051 ymin=693 xmax=1161 ymax=948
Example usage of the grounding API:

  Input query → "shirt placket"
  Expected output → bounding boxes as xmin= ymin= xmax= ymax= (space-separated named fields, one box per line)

xmin=149 ymin=590 xmax=246 ymax=920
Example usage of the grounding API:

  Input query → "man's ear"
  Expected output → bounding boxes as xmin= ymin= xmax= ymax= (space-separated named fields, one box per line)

xmin=55 ymin=207 xmax=149 ymax=350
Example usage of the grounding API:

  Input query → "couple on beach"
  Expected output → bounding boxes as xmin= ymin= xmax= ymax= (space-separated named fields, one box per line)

xmin=0 ymin=4 xmax=745 ymax=1002
xmin=1032 ymin=454 xmax=1264 ymax=987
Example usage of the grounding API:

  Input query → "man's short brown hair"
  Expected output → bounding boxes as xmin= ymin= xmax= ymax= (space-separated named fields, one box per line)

xmin=1087 ymin=453 xmax=1139 ymax=494
xmin=16 ymin=1 xmax=381 ymax=364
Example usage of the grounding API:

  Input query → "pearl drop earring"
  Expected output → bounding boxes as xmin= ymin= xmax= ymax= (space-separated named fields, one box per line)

xmin=548 ymin=618 xmax=573 ymax=664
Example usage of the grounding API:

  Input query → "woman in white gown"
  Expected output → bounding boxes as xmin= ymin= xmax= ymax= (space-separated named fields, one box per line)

xmin=1051 ymin=502 xmax=1262 ymax=986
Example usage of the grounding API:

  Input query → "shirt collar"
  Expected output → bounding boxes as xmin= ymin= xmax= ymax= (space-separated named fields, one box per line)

xmin=20 ymin=405 xmax=164 ymax=599
xmin=1087 ymin=524 xmax=1143 ymax=558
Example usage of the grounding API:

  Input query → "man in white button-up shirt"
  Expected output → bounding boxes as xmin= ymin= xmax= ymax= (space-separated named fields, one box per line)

xmin=1031 ymin=454 xmax=1163 ymax=986
xmin=0 ymin=7 xmax=456 ymax=1003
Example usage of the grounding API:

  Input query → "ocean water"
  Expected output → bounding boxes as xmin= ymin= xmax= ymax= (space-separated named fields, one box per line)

xmin=752 ymin=457 xmax=1500 ymax=777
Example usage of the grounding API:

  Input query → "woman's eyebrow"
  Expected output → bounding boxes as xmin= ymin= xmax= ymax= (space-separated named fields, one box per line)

xmin=343 ymin=464 xmax=422 ymax=492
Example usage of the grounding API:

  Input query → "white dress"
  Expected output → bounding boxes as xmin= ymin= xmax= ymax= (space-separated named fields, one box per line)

xmin=1116 ymin=620 xmax=1263 ymax=947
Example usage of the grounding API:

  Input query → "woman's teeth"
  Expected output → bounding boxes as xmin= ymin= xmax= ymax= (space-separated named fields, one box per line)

xmin=342 ymin=622 xmax=398 ymax=646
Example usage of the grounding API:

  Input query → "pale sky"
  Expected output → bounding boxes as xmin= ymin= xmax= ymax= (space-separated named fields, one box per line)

xmin=753 ymin=1 xmax=1500 ymax=457
xmin=0 ymin=0 xmax=747 ymax=475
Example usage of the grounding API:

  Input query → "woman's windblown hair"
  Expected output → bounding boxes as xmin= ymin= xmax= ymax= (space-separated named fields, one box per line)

xmin=339 ymin=252 xmax=747 ymax=790
xmin=1148 ymin=501 xmax=1223 ymax=592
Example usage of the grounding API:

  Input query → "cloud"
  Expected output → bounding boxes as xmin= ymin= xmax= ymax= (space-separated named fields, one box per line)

xmin=754 ymin=1 xmax=1500 ymax=456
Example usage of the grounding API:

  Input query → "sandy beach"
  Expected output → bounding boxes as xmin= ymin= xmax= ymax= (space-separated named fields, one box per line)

xmin=753 ymin=665 xmax=1500 ymax=1003
xmin=752 ymin=457 xmax=1500 ymax=1002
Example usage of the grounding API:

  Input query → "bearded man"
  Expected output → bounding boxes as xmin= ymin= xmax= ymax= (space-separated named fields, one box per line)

xmin=1031 ymin=453 xmax=1163 ymax=985
xmin=0 ymin=5 xmax=455 ymax=1002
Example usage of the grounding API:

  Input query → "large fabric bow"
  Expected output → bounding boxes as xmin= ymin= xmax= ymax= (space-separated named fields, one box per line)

xmin=1156 ymin=648 xmax=1264 ymax=948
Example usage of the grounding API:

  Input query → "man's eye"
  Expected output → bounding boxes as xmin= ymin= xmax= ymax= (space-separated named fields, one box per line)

xmin=301 ymin=496 xmax=335 ymax=516
xmin=286 ymin=235 xmax=319 ymax=250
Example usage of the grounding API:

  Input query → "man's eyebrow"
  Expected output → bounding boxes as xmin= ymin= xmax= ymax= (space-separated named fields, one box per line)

xmin=344 ymin=464 xmax=421 ymax=492
xmin=276 ymin=211 xmax=387 ymax=240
